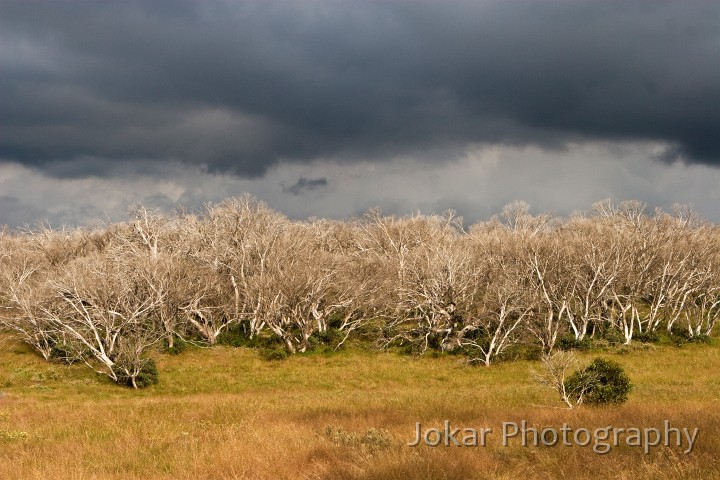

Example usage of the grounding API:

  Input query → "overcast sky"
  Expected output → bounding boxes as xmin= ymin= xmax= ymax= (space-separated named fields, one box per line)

xmin=1 ymin=0 xmax=719 ymax=228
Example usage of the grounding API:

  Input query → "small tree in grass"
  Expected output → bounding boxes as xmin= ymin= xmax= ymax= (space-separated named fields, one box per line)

xmin=565 ymin=357 xmax=632 ymax=406
xmin=532 ymin=351 xmax=590 ymax=408
xmin=533 ymin=353 xmax=631 ymax=408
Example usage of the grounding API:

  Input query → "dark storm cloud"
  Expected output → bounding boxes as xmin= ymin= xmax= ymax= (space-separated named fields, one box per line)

xmin=1 ymin=0 xmax=719 ymax=178
xmin=283 ymin=176 xmax=328 ymax=196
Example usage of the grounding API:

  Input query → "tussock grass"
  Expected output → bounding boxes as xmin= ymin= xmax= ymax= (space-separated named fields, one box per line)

xmin=1 ymin=337 xmax=719 ymax=479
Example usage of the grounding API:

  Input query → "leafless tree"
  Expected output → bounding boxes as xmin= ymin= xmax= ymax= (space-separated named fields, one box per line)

xmin=524 ymin=233 xmax=572 ymax=351
xmin=531 ymin=351 xmax=595 ymax=408
xmin=2 ymin=195 xmax=719 ymax=379
xmin=563 ymin=216 xmax=623 ymax=340
xmin=172 ymin=197 xmax=284 ymax=344
xmin=459 ymin=226 xmax=535 ymax=365
xmin=40 ymin=250 xmax=164 ymax=387
xmin=248 ymin=221 xmax=357 ymax=353
xmin=0 ymin=236 xmax=58 ymax=360
xmin=389 ymin=237 xmax=480 ymax=353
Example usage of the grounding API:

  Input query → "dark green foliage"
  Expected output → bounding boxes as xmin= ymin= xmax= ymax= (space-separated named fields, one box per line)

xmin=49 ymin=342 xmax=81 ymax=364
xmin=676 ymin=332 xmax=712 ymax=346
xmin=634 ymin=330 xmax=660 ymax=343
xmin=666 ymin=328 xmax=712 ymax=347
xmin=393 ymin=335 xmax=454 ymax=357
xmin=687 ymin=333 xmax=712 ymax=344
xmin=260 ymin=347 xmax=288 ymax=361
xmin=558 ymin=334 xmax=592 ymax=351
xmin=133 ymin=359 xmax=160 ymax=388
xmin=598 ymin=327 xmax=626 ymax=345
xmin=669 ymin=331 xmax=688 ymax=347
xmin=397 ymin=341 xmax=418 ymax=356
xmin=214 ymin=315 xmax=349 ymax=355
xmin=113 ymin=358 xmax=159 ymax=388
xmin=216 ymin=323 xmax=288 ymax=350
xmin=445 ymin=343 xmax=476 ymax=357
xmin=565 ymin=358 xmax=632 ymax=406
xmin=163 ymin=336 xmax=188 ymax=355
xmin=326 ymin=311 xmax=346 ymax=330
xmin=302 ymin=328 xmax=346 ymax=353
xmin=500 ymin=342 xmax=543 ymax=362
xmin=216 ymin=323 xmax=254 ymax=347
xmin=315 ymin=327 xmax=345 ymax=349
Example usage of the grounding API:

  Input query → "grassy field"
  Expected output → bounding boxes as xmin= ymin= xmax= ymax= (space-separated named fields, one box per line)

xmin=1 ymin=336 xmax=719 ymax=479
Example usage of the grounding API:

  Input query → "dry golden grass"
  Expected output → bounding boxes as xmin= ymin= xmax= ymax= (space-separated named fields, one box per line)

xmin=1 ymin=336 xmax=719 ymax=479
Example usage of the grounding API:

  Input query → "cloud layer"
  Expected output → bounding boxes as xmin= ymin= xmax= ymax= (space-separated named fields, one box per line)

xmin=1 ymin=1 xmax=718 ymax=226
xmin=3 ymin=1 xmax=720 ymax=173
xmin=3 ymin=142 xmax=720 ymax=228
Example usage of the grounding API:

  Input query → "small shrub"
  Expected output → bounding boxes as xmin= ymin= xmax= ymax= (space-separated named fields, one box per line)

xmin=299 ymin=329 xmax=349 ymax=354
xmin=633 ymin=330 xmax=660 ymax=343
xmin=687 ymin=333 xmax=712 ymax=344
xmin=598 ymin=328 xmax=626 ymax=346
xmin=564 ymin=357 xmax=632 ymax=406
xmin=674 ymin=330 xmax=712 ymax=345
xmin=260 ymin=347 xmax=288 ymax=361
xmin=113 ymin=358 xmax=159 ymax=388
xmin=667 ymin=329 xmax=712 ymax=347
xmin=498 ymin=342 xmax=543 ymax=362
xmin=216 ymin=324 xmax=252 ymax=347
xmin=326 ymin=311 xmax=346 ymax=330
xmin=163 ymin=336 xmax=188 ymax=355
xmin=217 ymin=325 xmax=286 ymax=350
xmin=558 ymin=334 xmax=592 ymax=351
xmin=305 ymin=335 xmax=320 ymax=352
xmin=133 ymin=359 xmax=159 ymax=388
xmin=316 ymin=327 xmax=344 ymax=349
xmin=49 ymin=342 xmax=82 ymax=364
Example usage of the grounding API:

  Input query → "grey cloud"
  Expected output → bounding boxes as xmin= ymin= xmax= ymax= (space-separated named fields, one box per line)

xmin=0 ymin=194 xmax=44 ymax=228
xmin=1 ymin=0 xmax=719 ymax=180
xmin=283 ymin=176 xmax=328 ymax=196
xmin=3 ymin=142 xmax=720 ymax=230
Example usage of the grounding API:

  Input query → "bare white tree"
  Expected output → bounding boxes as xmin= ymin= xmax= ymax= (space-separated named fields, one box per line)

xmin=531 ymin=351 xmax=595 ymax=408
xmin=41 ymin=251 xmax=164 ymax=387
xmin=0 ymin=237 xmax=57 ymax=360
xmin=460 ymin=228 xmax=535 ymax=366
xmin=525 ymin=234 xmax=572 ymax=351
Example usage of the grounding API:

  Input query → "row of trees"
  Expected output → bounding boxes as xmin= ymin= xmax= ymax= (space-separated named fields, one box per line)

xmin=1 ymin=196 xmax=719 ymax=386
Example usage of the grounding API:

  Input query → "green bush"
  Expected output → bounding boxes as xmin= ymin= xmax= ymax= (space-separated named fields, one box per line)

xmin=687 ymin=333 xmax=712 ymax=344
xmin=217 ymin=324 xmax=288 ymax=350
xmin=316 ymin=327 xmax=344 ymax=348
xmin=49 ymin=342 xmax=82 ymax=364
xmin=133 ymin=359 xmax=160 ymax=388
xmin=163 ymin=336 xmax=188 ymax=355
xmin=599 ymin=327 xmax=626 ymax=345
xmin=633 ymin=330 xmax=660 ymax=343
xmin=113 ymin=358 xmax=159 ymax=388
xmin=558 ymin=334 xmax=592 ymax=351
xmin=667 ymin=329 xmax=712 ymax=347
xmin=298 ymin=328 xmax=347 ymax=354
xmin=260 ymin=347 xmax=288 ymax=361
xmin=216 ymin=323 xmax=253 ymax=347
xmin=564 ymin=358 xmax=632 ymax=406
xmin=497 ymin=342 xmax=543 ymax=362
